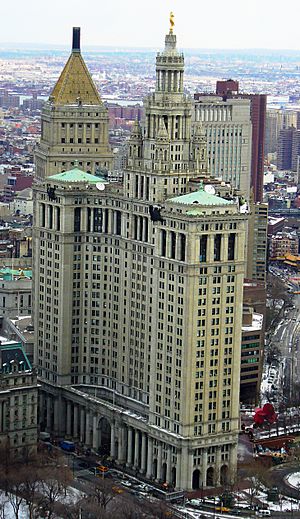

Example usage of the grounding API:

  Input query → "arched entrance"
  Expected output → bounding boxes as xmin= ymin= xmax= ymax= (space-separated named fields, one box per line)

xmin=192 ymin=469 xmax=200 ymax=490
xmin=220 ymin=465 xmax=228 ymax=486
xmin=206 ymin=467 xmax=214 ymax=486
xmin=98 ymin=417 xmax=111 ymax=455
xmin=192 ymin=469 xmax=201 ymax=490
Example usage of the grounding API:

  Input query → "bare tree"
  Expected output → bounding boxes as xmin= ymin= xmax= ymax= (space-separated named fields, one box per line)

xmin=245 ymin=459 xmax=272 ymax=507
xmin=4 ymin=470 xmax=26 ymax=519
xmin=39 ymin=464 xmax=72 ymax=519
xmin=85 ymin=478 xmax=116 ymax=511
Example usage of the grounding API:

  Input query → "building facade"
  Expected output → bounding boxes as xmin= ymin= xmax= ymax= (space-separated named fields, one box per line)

xmin=246 ymin=202 xmax=268 ymax=283
xmin=0 ymin=267 xmax=32 ymax=318
xmin=240 ymin=308 xmax=263 ymax=404
xmin=193 ymin=94 xmax=252 ymax=199
xmin=195 ymin=81 xmax=266 ymax=203
xmin=34 ymin=28 xmax=112 ymax=180
xmin=33 ymin=26 xmax=247 ymax=490
xmin=0 ymin=342 xmax=37 ymax=458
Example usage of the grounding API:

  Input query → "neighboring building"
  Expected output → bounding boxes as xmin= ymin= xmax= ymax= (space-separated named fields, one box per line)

xmin=0 ymin=267 xmax=32 ymax=318
xmin=193 ymin=94 xmax=252 ymax=198
xmin=240 ymin=308 xmax=263 ymax=404
xmin=34 ymin=27 xmax=113 ymax=180
xmin=277 ymin=126 xmax=295 ymax=171
xmin=291 ymin=130 xmax=300 ymax=173
xmin=194 ymin=80 xmax=266 ymax=202
xmin=0 ymin=341 xmax=37 ymax=458
xmin=246 ymin=202 xmax=268 ymax=283
xmin=265 ymin=109 xmax=279 ymax=156
xmin=10 ymin=188 xmax=33 ymax=215
xmin=269 ymin=232 xmax=299 ymax=259
xmin=1 ymin=316 xmax=34 ymax=364
xmin=33 ymin=25 xmax=248 ymax=490
xmin=267 ymin=216 xmax=285 ymax=236
xmin=215 ymin=80 xmax=266 ymax=203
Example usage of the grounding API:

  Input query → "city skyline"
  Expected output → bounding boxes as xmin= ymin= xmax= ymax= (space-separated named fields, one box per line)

xmin=1 ymin=0 xmax=300 ymax=50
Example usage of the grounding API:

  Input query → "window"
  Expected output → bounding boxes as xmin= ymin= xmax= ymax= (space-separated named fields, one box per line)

xmin=200 ymin=235 xmax=207 ymax=262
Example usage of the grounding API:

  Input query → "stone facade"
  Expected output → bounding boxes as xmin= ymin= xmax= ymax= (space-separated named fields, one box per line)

xmin=34 ymin=28 xmax=112 ymax=180
xmin=0 ymin=342 xmax=37 ymax=458
xmin=33 ymin=27 xmax=247 ymax=490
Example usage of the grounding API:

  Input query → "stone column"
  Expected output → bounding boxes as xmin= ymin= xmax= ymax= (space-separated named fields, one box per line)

xmin=146 ymin=436 xmax=153 ymax=479
xmin=216 ymin=446 xmax=221 ymax=486
xmin=0 ymin=401 xmax=3 ymax=433
xmin=46 ymin=396 xmax=51 ymax=430
xmin=80 ymin=407 xmax=85 ymax=443
xmin=157 ymin=442 xmax=162 ymax=481
xmin=53 ymin=398 xmax=59 ymax=433
xmin=202 ymin=449 xmax=208 ymax=487
xmin=134 ymin=429 xmax=139 ymax=469
xmin=85 ymin=411 xmax=90 ymax=446
xmin=73 ymin=405 xmax=78 ymax=439
xmin=229 ymin=443 xmax=238 ymax=484
xmin=110 ymin=422 xmax=116 ymax=458
xmin=92 ymin=415 xmax=98 ymax=450
xmin=140 ymin=433 xmax=147 ymax=473
xmin=39 ymin=393 xmax=44 ymax=425
xmin=127 ymin=427 xmax=133 ymax=466
xmin=117 ymin=424 xmax=126 ymax=463
xmin=66 ymin=401 xmax=72 ymax=436
xmin=166 ymin=446 xmax=172 ymax=484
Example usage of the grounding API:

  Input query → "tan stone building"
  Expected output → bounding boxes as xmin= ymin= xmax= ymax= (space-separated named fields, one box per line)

xmin=33 ymin=24 xmax=247 ymax=490
xmin=0 ymin=342 xmax=37 ymax=458
xmin=193 ymin=95 xmax=252 ymax=199
xmin=34 ymin=28 xmax=112 ymax=180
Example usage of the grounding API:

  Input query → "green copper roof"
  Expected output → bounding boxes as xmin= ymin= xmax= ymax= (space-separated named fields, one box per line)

xmin=48 ymin=167 xmax=106 ymax=183
xmin=168 ymin=187 xmax=234 ymax=207
xmin=0 ymin=268 xmax=32 ymax=280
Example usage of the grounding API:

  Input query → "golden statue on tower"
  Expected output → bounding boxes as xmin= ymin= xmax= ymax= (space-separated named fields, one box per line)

xmin=169 ymin=11 xmax=175 ymax=34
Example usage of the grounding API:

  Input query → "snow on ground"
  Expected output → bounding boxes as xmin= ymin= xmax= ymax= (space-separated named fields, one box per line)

xmin=0 ymin=493 xmax=30 ymax=519
xmin=0 ymin=485 xmax=83 ymax=519
xmin=286 ymin=471 xmax=300 ymax=489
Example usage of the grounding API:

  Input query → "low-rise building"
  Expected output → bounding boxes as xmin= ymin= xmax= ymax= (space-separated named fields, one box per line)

xmin=0 ymin=341 xmax=37 ymax=458
xmin=269 ymin=232 xmax=299 ymax=259
xmin=0 ymin=267 xmax=32 ymax=318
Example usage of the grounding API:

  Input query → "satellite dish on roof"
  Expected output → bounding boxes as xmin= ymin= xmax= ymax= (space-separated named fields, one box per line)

xmin=96 ymin=182 xmax=105 ymax=191
xmin=204 ymin=185 xmax=216 ymax=195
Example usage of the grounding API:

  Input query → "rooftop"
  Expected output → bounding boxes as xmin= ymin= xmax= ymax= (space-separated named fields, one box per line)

xmin=0 ymin=341 xmax=32 ymax=374
xmin=48 ymin=167 xmax=106 ymax=184
xmin=50 ymin=30 xmax=102 ymax=106
xmin=0 ymin=268 xmax=32 ymax=281
xmin=168 ymin=185 xmax=235 ymax=207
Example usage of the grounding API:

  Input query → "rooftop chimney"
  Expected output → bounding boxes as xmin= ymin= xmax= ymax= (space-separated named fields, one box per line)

xmin=72 ymin=27 xmax=81 ymax=52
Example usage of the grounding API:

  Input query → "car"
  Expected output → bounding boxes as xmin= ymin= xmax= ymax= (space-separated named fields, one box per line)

xmin=121 ymin=480 xmax=132 ymax=487
xmin=59 ymin=440 xmax=75 ymax=452
xmin=112 ymin=485 xmax=124 ymax=494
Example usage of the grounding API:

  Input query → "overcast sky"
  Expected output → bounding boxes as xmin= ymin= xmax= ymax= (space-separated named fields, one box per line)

xmin=1 ymin=0 xmax=300 ymax=50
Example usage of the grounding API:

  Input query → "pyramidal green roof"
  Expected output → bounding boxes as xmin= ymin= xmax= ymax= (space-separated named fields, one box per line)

xmin=48 ymin=167 xmax=106 ymax=183
xmin=168 ymin=187 xmax=235 ymax=207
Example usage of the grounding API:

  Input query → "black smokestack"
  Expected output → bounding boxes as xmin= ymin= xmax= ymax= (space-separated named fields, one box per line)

xmin=72 ymin=27 xmax=81 ymax=52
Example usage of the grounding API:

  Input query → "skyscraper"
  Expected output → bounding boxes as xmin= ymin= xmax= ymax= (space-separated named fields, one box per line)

xmin=33 ymin=22 xmax=247 ymax=490
xmin=34 ymin=28 xmax=112 ymax=180
xmin=195 ymin=81 xmax=266 ymax=203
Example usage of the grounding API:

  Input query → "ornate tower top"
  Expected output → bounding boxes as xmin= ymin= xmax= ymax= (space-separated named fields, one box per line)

xmin=49 ymin=27 xmax=102 ymax=106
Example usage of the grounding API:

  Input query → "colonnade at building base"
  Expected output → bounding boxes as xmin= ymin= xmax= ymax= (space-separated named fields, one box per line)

xmin=39 ymin=391 xmax=237 ymax=491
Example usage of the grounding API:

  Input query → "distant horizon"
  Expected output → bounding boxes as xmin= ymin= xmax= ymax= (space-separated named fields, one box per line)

xmin=1 ymin=42 xmax=300 ymax=55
